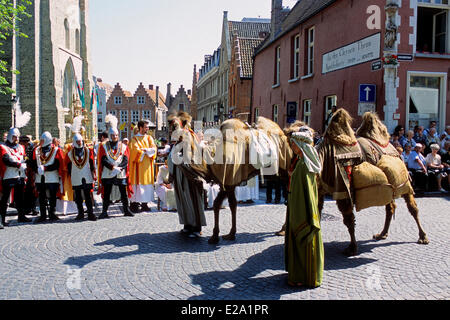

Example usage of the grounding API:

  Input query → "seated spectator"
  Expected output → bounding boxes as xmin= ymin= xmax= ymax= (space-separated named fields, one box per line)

xmin=425 ymin=128 xmax=440 ymax=155
xmin=440 ymin=141 xmax=450 ymax=190
xmin=440 ymin=126 xmax=450 ymax=150
xmin=413 ymin=126 xmax=427 ymax=147
xmin=407 ymin=143 xmax=428 ymax=191
xmin=396 ymin=146 xmax=404 ymax=162
xmin=155 ymin=162 xmax=176 ymax=212
xmin=424 ymin=120 xmax=439 ymax=139
xmin=426 ymin=144 xmax=447 ymax=193
xmin=402 ymin=130 xmax=416 ymax=148
xmin=402 ymin=143 xmax=413 ymax=165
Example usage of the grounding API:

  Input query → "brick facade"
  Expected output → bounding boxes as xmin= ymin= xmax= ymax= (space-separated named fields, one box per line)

xmin=106 ymin=83 xmax=168 ymax=140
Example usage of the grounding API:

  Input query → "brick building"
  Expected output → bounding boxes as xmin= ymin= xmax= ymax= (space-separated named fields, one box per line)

xmin=106 ymin=83 xmax=168 ymax=140
xmin=0 ymin=0 xmax=94 ymax=142
xmin=252 ymin=0 xmax=450 ymax=135
xmin=229 ymin=35 xmax=265 ymax=122
xmin=166 ymin=84 xmax=192 ymax=115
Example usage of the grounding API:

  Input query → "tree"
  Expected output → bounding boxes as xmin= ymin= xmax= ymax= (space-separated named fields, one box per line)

xmin=0 ymin=0 xmax=31 ymax=95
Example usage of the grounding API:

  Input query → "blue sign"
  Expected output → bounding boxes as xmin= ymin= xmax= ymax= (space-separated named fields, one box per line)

xmin=359 ymin=84 xmax=376 ymax=103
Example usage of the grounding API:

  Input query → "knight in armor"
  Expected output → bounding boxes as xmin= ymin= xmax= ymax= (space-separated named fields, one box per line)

xmin=0 ymin=128 xmax=32 ymax=228
xmin=97 ymin=114 xmax=133 ymax=219
xmin=67 ymin=133 xmax=97 ymax=221
xmin=32 ymin=132 xmax=65 ymax=223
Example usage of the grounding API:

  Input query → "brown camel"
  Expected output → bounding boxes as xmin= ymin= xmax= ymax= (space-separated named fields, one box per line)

xmin=316 ymin=110 xmax=429 ymax=256
xmin=168 ymin=112 xmax=293 ymax=245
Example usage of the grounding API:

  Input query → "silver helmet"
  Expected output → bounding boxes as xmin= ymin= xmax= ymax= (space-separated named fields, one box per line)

xmin=7 ymin=128 xmax=20 ymax=144
xmin=41 ymin=131 xmax=53 ymax=148
xmin=72 ymin=133 xmax=84 ymax=149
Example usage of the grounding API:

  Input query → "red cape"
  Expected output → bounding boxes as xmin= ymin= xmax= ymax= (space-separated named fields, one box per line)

xmin=0 ymin=144 xmax=25 ymax=195
xmin=32 ymin=144 xmax=65 ymax=198
xmin=97 ymin=142 xmax=133 ymax=199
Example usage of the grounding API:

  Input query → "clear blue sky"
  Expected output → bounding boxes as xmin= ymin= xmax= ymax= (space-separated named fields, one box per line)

xmin=89 ymin=0 xmax=298 ymax=96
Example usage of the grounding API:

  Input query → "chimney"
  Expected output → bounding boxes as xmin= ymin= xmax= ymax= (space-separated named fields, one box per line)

xmin=156 ymin=86 xmax=159 ymax=107
xmin=149 ymin=84 xmax=154 ymax=90
xmin=271 ymin=0 xmax=283 ymax=39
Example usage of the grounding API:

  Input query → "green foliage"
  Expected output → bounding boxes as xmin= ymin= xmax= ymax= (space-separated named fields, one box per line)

xmin=0 ymin=0 xmax=31 ymax=95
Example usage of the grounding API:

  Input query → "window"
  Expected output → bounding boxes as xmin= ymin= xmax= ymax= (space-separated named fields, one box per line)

xmin=132 ymin=110 xmax=139 ymax=123
xmin=75 ymin=29 xmax=80 ymax=54
xmin=272 ymin=105 xmax=279 ymax=123
xmin=114 ymin=96 xmax=122 ymax=105
xmin=307 ymin=27 xmax=315 ymax=75
xmin=274 ymin=46 xmax=281 ymax=85
xmin=287 ymin=102 xmax=297 ymax=123
xmin=142 ymin=110 xmax=151 ymax=121
xmin=64 ymin=19 xmax=70 ymax=50
xmin=292 ymin=35 xmax=300 ymax=79
xmin=254 ymin=108 xmax=259 ymax=122
xmin=325 ymin=95 xmax=337 ymax=122
xmin=137 ymin=96 xmax=145 ymax=105
xmin=109 ymin=110 xmax=117 ymax=116
xmin=303 ymin=100 xmax=312 ymax=125
xmin=179 ymin=103 xmax=184 ymax=111
xmin=120 ymin=110 xmax=128 ymax=123
xmin=417 ymin=1 xmax=450 ymax=53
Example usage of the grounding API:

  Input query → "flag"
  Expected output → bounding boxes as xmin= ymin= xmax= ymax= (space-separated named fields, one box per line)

xmin=119 ymin=122 xmax=127 ymax=131
xmin=89 ymin=87 xmax=95 ymax=112
xmin=75 ymin=79 xmax=85 ymax=109
xmin=96 ymin=88 xmax=100 ymax=111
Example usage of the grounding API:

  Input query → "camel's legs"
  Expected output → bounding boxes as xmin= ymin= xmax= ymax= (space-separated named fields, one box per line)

xmin=403 ymin=194 xmax=429 ymax=244
xmin=208 ymin=190 xmax=227 ymax=245
xmin=223 ymin=187 xmax=237 ymax=241
xmin=374 ymin=201 xmax=396 ymax=241
xmin=337 ymin=199 xmax=358 ymax=256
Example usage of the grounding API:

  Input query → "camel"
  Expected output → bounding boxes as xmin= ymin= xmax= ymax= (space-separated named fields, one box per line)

xmin=316 ymin=109 xmax=429 ymax=256
xmin=167 ymin=112 xmax=293 ymax=245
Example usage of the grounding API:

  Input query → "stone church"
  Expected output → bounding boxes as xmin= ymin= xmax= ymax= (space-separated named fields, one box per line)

xmin=0 ymin=0 xmax=94 ymax=143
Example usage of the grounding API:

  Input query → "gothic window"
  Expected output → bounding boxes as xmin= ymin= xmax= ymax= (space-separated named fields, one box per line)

xmin=75 ymin=29 xmax=80 ymax=54
xmin=63 ymin=59 xmax=76 ymax=110
xmin=64 ymin=19 xmax=70 ymax=50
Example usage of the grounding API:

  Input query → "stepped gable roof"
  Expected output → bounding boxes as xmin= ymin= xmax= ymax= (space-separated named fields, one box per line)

xmin=145 ymin=88 xmax=168 ymax=111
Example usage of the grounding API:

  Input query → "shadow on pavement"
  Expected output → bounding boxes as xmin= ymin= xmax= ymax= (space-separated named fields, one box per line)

xmin=63 ymin=231 xmax=277 ymax=268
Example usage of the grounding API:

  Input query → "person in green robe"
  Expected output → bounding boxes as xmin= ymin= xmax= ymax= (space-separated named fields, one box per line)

xmin=285 ymin=126 xmax=324 ymax=288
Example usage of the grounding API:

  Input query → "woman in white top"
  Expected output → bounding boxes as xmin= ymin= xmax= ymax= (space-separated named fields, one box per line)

xmin=425 ymin=144 xmax=447 ymax=192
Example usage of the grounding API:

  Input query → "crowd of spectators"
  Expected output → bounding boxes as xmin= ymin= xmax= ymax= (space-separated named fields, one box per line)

xmin=393 ymin=121 xmax=450 ymax=193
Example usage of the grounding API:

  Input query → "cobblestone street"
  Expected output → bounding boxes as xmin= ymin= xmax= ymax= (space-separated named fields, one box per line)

xmin=0 ymin=194 xmax=449 ymax=300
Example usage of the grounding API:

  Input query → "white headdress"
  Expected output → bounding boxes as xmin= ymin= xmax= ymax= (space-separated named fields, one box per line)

xmin=290 ymin=126 xmax=322 ymax=174
xmin=14 ymin=98 xmax=31 ymax=129
xmin=105 ymin=113 xmax=119 ymax=138
xmin=65 ymin=115 xmax=85 ymax=135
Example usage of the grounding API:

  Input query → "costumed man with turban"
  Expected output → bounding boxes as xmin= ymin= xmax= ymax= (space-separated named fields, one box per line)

xmin=129 ymin=120 xmax=157 ymax=213
xmin=0 ymin=128 xmax=32 ymax=228
xmin=97 ymin=114 xmax=133 ymax=219
xmin=32 ymin=132 xmax=65 ymax=223
xmin=285 ymin=125 xmax=324 ymax=288
xmin=168 ymin=112 xmax=206 ymax=238
xmin=67 ymin=133 xmax=97 ymax=221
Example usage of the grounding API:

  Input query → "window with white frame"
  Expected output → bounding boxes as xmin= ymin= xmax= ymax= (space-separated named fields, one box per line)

xmin=274 ymin=46 xmax=281 ymax=85
xmin=114 ymin=96 xmax=122 ymax=105
xmin=120 ymin=110 xmax=128 ymax=123
xmin=137 ymin=96 xmax=145 ymax=105
xmin=303 ymin=100 xmax=312 ymax=125
xmin=325 ymin=95 xmax=337 ymax=122
xmin=142 ymin=110 xmax=151 ymax=121
xmin=307 ymin=27 xmax=315 ymax=75
xmin=109 ymin=110 xmax=117 ymax=116
xmin=293 ymin=35 xmax=300 ymax=79
xmin=132 ymin=110 xmax=139 ymax=123
xmin=417 ymin=1 xmax=449 ymax=54
xmin=273 ymin=105 xmax=279 ymax=123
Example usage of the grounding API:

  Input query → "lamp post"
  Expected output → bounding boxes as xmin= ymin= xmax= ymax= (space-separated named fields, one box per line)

xmin=383 ymin=0 xmax=400 ymax=133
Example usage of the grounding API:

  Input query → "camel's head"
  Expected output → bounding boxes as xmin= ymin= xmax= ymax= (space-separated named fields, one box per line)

xmin=356 ymin=112 xmax=391 ymax=145
xmin=324 ymin=108 xmax=357 ymax=145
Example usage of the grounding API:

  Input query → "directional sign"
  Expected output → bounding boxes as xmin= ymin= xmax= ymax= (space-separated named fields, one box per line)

xmin=371 ymin=60 xmax=382 ymax=71
xmin=359 ymin=84 xmax=376 ymax=103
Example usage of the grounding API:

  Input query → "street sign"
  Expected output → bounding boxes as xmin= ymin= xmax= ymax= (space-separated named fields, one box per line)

xmin=358 ymin=103 xmax=376 ymax=116
xmin=359 ymin=84 xmax=376 ymax=103
xmin=287 ymin=102 xmax=297 ymax=124
xmin=397 ymin=54 xmax=413 ymax=61
xmin=371 ymin=60 xmax=382 ymax=71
